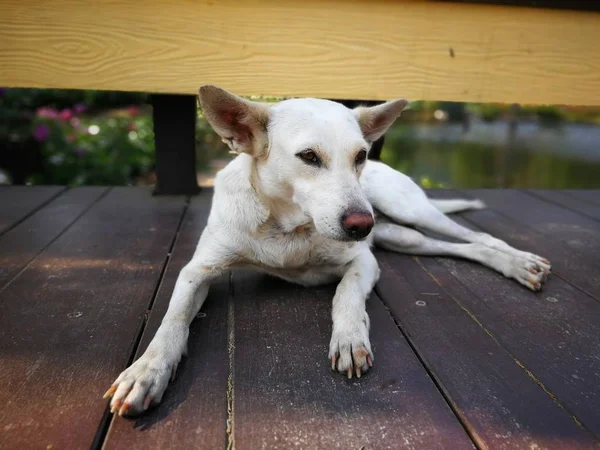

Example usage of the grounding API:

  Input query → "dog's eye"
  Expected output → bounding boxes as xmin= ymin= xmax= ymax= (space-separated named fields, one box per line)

xmin=297 ymin=149 xmax=321 ymax=166
xmin=355 ymin=149 xmax=367 ymax=165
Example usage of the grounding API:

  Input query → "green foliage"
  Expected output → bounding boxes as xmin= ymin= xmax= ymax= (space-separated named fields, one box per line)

xmin=0 ymin=88 xmax=152 ymax=185
xmin=29 ymin=108 xmax=155 ymax=186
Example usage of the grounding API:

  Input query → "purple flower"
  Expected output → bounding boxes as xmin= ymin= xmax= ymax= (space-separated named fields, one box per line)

xmin=33 ymin=124 xmax=50 ymax=142
xmin=74 ymin=104 xmax=87 ymax=114
xmin=75 ymin=147 xmax=88 ymax=157
xmin=0 ymin=88 xmax=6 ymax=96
xmin=36 ymin=107 xmax=59 ymax=119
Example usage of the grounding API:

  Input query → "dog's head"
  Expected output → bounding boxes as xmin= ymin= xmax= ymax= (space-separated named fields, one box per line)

xmin=199 ymin=85 xmax=407 ymax=241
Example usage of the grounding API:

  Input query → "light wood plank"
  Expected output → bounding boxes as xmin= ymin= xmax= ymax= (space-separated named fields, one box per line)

xmin=1 ymin=0 xmax=599 ymax=105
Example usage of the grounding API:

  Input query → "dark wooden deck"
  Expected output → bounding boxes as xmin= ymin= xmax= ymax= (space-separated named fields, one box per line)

xmin=0 ymin=187 xmax=599 ymax=449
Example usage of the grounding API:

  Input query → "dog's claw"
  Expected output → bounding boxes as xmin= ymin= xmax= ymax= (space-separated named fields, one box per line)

xmin=103 ymin=385 xmax=117 ymax=399
xmin=331 ymin=354 xmax=337 ymax=371
xmin=110 ymin=398 xmax=122 ymax=414
xmin=118 ymin=402 xmax=131 ymax=417
xmin=171 ymin=363 xmax=178 ymax=382
xmin=143 ymin=395 xmax=152 ymax=411
xmin=347 ymin=368 xmax=352 ymax=379
xmin=356 ymin=366 xmax=361 ymax=378
xmin=367 ymin=355 xmax=373 ymax=367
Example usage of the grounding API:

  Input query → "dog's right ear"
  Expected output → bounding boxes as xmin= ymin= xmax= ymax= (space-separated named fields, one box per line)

xmin=199 ymin=85 xmax=270 ymax=157
xmin=353 ymin=99 xmax=408 ymax=143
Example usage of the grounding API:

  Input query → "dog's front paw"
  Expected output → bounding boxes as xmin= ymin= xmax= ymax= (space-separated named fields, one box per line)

xmin=328 ymin=313 xmax=373 ymax=379
xmin=103 ymin=352 xmax=179 ymax=417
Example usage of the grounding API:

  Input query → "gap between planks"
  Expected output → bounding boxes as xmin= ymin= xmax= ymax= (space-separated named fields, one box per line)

xmin=456 ymin=189 xmax=600 ymax=304
xmin=373 ymin=287 xmax=483 ymax=450
xmin=522 ymin=190 xmax=600 ymax=224
xmin=378 ymin=255 xmax=598 ymax=442
xmin=226 ymin=271 xmax=235 ymax=450
xmin=0 ymin=187 xmax=111 ymax=296
xmin=0 ymin=186 xmax=68 ymax=239
xmin=93 ymin=196 xmax=191 ymax=450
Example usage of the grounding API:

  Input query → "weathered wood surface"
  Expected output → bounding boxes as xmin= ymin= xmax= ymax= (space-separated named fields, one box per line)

xmin=0 ymin=185 xmax=64 ymax=235
xmin=468 ymin=190 xmax=600 ymax=258
xmin=1 ymin=1 xmax=599 ymax=105
xmin=561 ymin=190 xmax=600 ymax=206
xmin=426 ymin=189 xmax=600 ymax=438
xmin=527 ymin=190 xmax=600 ymax=223
xmin=0 ymin=187 xmax=599 ymax=449
xmin=376 ymin=251 xmax=598 ymax=449
xmin=455 ymin=189 xmax=600 ymax=300
xmin=0 ymin=187 xmax=107 ymax=289
xmin=0 ymin=188 xmax=186 ymax=449
xmin=103 ymin=192 xmax=230 ymax=450
xmin=231 ymin=272 xmax=473 ymax=449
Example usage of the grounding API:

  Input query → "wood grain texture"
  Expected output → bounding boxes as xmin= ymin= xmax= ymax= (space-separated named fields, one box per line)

xmin=428 ymin=189 xmax=600 ymax=300
xmin=468 ymin=189 xmax=600 ymax=260
xmin=0 ymin=187 xmax=107 ymax=290
xmin=415 ymin=255 xmax=600 ymax=439
xmin=103 ymin=191 xmax=230 ymax=450
xmin=0 ymin=186 xmax=65 ymax=235
xmin=1 ymin=0 xmax=600 ymax=105
xmin=417 ymin=195 xmax=600 ymax=438
xmin=0 ymin=188 xmax=186 ymax=449
xmin=231 ymin=272 xmax=473 ymax=449
xmin=376 ymin=251 xmax=598 ymax=449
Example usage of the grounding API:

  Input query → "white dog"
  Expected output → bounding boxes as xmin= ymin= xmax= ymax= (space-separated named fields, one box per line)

xmin=104 ymin=85 xmax=551 ymax=416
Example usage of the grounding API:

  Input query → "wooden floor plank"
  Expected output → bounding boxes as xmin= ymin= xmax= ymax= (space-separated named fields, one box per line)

xmin=376 ymin=251 xmax=598 ymax=449
xmin=467 ymin=189 xmax=600 ymax=260
xmin=0 ymin=185 xmax=65 ymax=235
xmin=411 ymin=199 xmax=600 ymax=438
xmin=0 ymin=187 xmax=108 ymax=290
xmin=562 ymin=190 xmax=600 ymax=207
xmin=231 ymin=273 xmax=473 ymax=449
xmin=430 ymin=190 xmax=600 ymax=300
xmin=103 ymin=191 xmax=230 ymax=450
xmin=0 ymin=188 xmax=186 ymax=450
xmin=526 ymin=190 xmax=600 ymax=223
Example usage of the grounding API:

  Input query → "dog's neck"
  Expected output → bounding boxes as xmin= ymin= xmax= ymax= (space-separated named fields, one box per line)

xmin=249 ymin=158 xmax=313 ymax=234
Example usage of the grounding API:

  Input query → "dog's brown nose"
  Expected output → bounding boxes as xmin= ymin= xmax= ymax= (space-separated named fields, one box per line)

xmin=341 ymin=212 xmax=374 ymax=240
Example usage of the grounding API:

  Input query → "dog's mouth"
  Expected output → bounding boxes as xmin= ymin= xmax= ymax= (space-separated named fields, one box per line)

xmin=334 ymin=230 xmax=372 ymax=242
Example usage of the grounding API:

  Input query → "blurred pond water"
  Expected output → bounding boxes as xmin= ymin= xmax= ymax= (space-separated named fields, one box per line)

xmin=380 ymin=120 xmax=600 ymax=189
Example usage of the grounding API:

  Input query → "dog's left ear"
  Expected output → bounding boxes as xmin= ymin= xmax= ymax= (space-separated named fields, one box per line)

xmin=199 ymin=85 xmax=270 ymax=157
xmin=354 ymin=99 xmax=408 ymax=143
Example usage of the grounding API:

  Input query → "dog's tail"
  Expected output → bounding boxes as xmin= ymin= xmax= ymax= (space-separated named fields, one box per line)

xmin=428 ymin=198 xmax=486 ymax=214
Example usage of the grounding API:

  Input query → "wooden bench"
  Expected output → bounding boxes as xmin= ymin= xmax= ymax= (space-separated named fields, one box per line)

xmin=1 ymin=1 xmax=599 ymax=449
xmin=1 ymin=0 xmax=599 ymax=194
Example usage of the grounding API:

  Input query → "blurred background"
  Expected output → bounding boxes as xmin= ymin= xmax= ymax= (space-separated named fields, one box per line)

xmin=1 ymin=87 xmax=599 ymax=189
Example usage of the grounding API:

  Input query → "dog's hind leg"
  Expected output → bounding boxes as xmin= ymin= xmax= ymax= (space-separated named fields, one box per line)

xmin=374 ymin=223 xmax=547 ymax=291
xmin=428 ymin=198 xmax=486 ymax=214
xmin=363 ymin=161 xmax=551 ymax=274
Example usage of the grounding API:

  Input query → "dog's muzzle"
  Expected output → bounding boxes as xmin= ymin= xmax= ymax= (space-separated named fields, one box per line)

xmin=341 ymin=211 xmax=374 ymax=240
